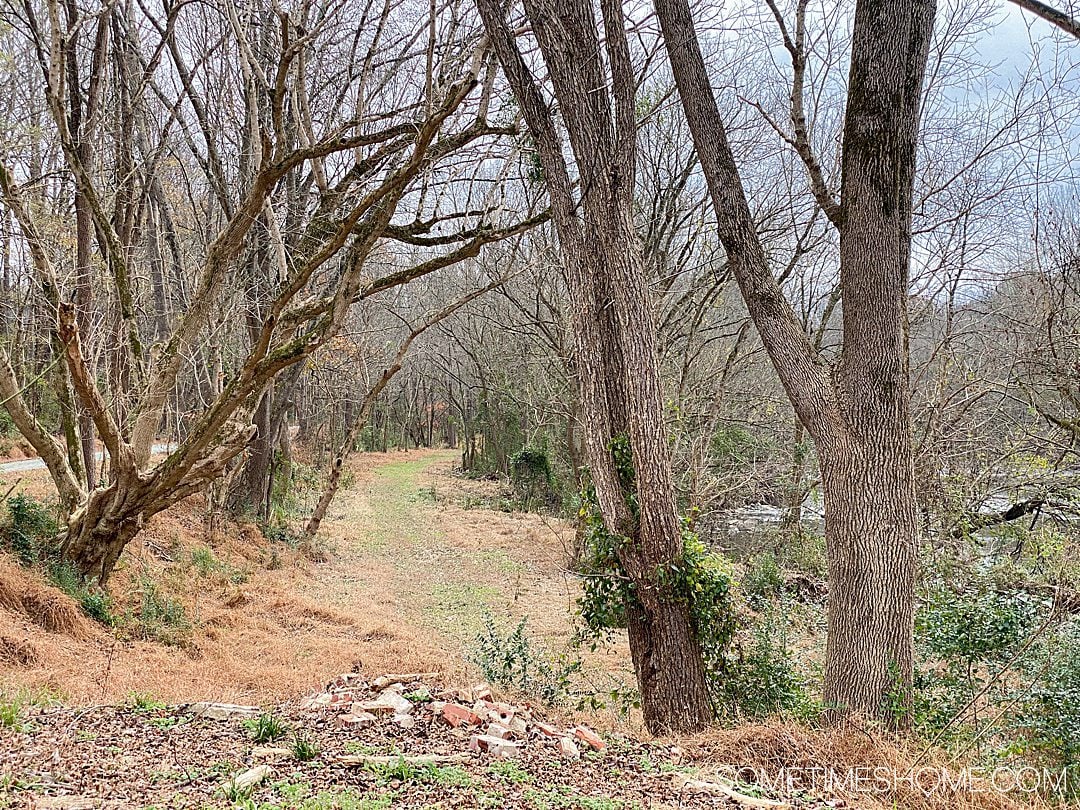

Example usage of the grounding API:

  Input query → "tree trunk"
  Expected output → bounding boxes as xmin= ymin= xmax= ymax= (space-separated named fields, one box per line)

xmin=654 ymin=0 xmax=934 ymax=723
xmin=478 ymin=0 xmax=714 ymax=734
xmin=228 ymin=389 xmax=272 ymax=519
xmin=820 ymin=442 xmax=917 ymax=718
xmin=62 ymin=485 xmax=145 ymax=586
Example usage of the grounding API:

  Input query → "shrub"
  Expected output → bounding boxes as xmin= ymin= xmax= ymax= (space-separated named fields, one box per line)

xmin=742 ymin=552 xmax=784 ymax=607
xmin=1014 ymin=621 xmax=1080 ymax=777
xmin=4 ymin=495 xmax=59 ymax=565
xmin=509 ymin=445 xmax=557 ymax=510
xmin=917 ymin=584 xmax=1039 ymax=665
xmin=469 ymin=613 xmax=579 ymax=705
xmin=717 ymin=609 xmax=815 ymax=720
xmin=913 ymin=581 xmax=1045 ymax=737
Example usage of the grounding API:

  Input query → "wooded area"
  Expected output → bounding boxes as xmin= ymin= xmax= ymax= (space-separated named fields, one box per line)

xmin=1 ymin=0 xmax=1080 ymax=806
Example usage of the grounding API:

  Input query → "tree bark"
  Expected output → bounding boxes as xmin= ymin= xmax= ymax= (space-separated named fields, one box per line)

xmin=654 ymin=0 xmax=934 ymax=723
xmin=478 ymin=0 xmax=714 ymax=734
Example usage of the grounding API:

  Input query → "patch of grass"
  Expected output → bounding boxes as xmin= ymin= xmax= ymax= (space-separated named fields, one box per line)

xmin=489 ymin=758 xmax=533 ymax=784
xmin=221 ymin=779 xmax=253 ymax=804
xmin=271 ymin=780 xmax=313 ymax=801
xmin=123 ymin=576 xmax=191 ymax=646
xmin=524 ymin=786 xmax=638 ymax=810
xmin=291 ymin=731 xmax=320 ymax=762
xmin=232 ymin=787 xmax=394 ymax=810
xmin=0 ymin=687 xmax=58 ymax=732
xmin=364 ymin=757 xmax=421 ymax=783
xmin=244 ymin=712 xmax=290 ymax=743
xmin=188 ymin=544 xmax=250 ymax=584
xmin=478 ymin=548 xmax=525 ymax=576
xmin=364 ymin=758 xmax=475 ymax=788
xmin=342 ymin=741 xmax=380 ymax=756
xmin=0 ymin=700 xmax=23 ymax=731
xmin=423 ymin=582 xmax=501 ymax=637
xmin=190 ymin=544 xmax=218 ymax=575
xmin=422 ymin=764 xmax=475 ymax=788
xmin=128 ymin=692 xmax=168 ymax=713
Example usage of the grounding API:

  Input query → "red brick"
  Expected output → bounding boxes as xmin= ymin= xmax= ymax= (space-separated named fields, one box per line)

xmin=573 ymin=725 xmax=606 ymax=751
xmin=440 ymin=702 xmax=481 ymax=728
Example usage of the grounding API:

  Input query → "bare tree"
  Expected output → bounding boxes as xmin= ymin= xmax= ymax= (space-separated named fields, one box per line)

xmin=654 ymin=0 xmax=936 ymax=722
xmin=0 ymin=0 xmax=536 ymax=583
xmin=476 ymin=0 xmax=715 ymax=733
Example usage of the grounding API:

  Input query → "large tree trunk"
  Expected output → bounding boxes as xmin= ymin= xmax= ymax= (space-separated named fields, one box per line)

xmin=62 ymin=485 xmax=147 ymax=586
xmin=654 ymin=0 xmax=934 ymax=723
xmin=820 ymin=443 xmax=917 ymax=717
xmin=478 ymin=0 xmax=714 ymax=734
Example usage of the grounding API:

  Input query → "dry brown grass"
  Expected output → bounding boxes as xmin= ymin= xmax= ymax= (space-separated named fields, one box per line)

xmin=0 ymin=633 xmax=38 ymax=665
xmin=0 ymin=559 xmax=92 ymax=639
xmin=680 ymin=720 xmax=1051 ymax=810
xmin=0 ymin=454 xmax=465 ymax=704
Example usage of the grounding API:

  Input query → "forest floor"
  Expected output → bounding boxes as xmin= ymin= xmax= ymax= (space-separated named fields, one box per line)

xmin=0 ymin=451 xmax=1042 ymax=810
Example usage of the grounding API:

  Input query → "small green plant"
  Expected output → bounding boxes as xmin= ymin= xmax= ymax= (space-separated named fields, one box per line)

xmin=3 ymin=494 xmax=59 ymax=565
xmin=365 ymin=756 xmax=419 ymax=783
xmin=489 ymin=758 xmax=533 ymax=784
xmin=125 ymin=576 xmax=190 ymax=646
xmin=469 ymin=613 xmax=579 ymax=705
xmin=364 ymin=758 xmax=475 ymax=788
xmin=128 ymin=692 xmax=168 ymax=713
xmin=189 ymin=545 xmax=217 ymax=575
xmin=0 ymin=700 xmax=22 ymax=730
xmin=422 ymin=764 xmax=475 ymax=787
xmin=743 ymin=552 xmax=784 ymax=607
xmin=244 ymin=712 xmax=289 ymax=743
xmin=46 ymin=560 xmax=113 ymax=625
xmin=220 ymin=778 xmax=252 ymax=804
xmin=291 ymin=731 xmax=320 ymax=762
xmin=261 ymin=520 xmax=298 ymax=546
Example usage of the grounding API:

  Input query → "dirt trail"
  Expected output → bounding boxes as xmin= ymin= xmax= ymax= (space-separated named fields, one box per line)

xmin=0 ymin=449 xmax=631 ymax=713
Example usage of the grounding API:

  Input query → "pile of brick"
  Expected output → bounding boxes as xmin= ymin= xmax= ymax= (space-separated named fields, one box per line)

xmin=298 ymin=673 xmax=606 ymax=762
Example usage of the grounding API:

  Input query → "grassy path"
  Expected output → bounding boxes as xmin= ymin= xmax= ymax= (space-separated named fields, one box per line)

xmin=315 ymin=450 xmax=581 ymax=650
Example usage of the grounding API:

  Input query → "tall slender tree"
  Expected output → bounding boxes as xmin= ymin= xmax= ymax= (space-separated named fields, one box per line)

xmin=654 ymin=0 xmax=936 ymax=722
xmin=476 ymin=0 xmax=714 ymax=733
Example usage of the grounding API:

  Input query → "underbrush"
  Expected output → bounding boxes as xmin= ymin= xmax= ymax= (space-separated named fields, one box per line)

xmin=1 ymin=494 xmax=114 ymax=626
xmin=911 ymin=565 xmax=1080 ymax=796
xmin=574 ymin=473 xmax=817 ymax=723
xmin=0 ymin=493 xmax=278 ymax=650
xmin=261 ymin=457 xmax=334 ymax=547
xmin=469 ymin=613 xmax=580 ymax=706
